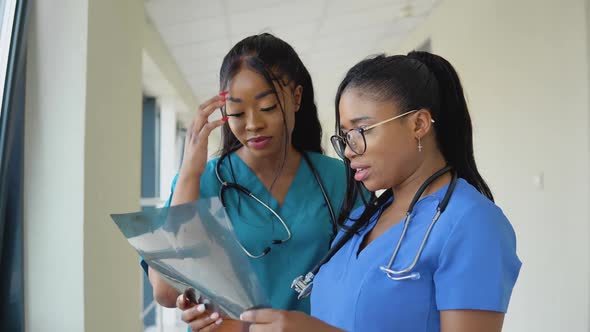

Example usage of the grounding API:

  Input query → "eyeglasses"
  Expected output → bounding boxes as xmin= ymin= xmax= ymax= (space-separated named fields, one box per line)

xmin=330 ymin=110 xmax=426 ymax=159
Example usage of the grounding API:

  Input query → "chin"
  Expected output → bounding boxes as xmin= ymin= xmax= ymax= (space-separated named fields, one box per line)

xmin=247 ymin=145 xmax=283 ymax=159
xmin=359 ymin=179 xmax=378 ymax=193
xmin=360 ymin=178 xmax=390 ymax=193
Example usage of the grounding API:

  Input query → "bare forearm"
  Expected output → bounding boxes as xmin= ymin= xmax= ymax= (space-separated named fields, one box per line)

xmin=170 ymin=175 xmax=201 ymax=206
xmin=148 ymin=266 xmax=180 ymax=308
xmin=156 ymin=175 xmax=201 ymax=305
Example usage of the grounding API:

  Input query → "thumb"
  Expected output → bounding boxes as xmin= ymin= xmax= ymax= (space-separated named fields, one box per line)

xmin=176 ymin=288 xmax=197 ymax=310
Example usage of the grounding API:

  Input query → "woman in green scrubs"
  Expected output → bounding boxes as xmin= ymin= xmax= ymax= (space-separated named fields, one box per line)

xmin=144 ymin=33 xmax=352 ymax=332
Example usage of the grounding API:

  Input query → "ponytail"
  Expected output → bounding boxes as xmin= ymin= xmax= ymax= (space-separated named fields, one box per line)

xmin=407 ymin=51 xmax=493 ymax=201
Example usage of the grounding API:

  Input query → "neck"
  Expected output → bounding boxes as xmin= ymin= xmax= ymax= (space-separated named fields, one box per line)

xmin=390 ymin=152 xmax=449 ymax=210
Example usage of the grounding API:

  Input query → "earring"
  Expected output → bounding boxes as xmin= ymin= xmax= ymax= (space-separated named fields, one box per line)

xmin=417 ymin=137 xmax=423 ymax=152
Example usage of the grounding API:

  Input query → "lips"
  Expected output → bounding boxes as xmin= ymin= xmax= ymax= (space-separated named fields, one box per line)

xmin=249 ymin=136 xmax=270 ymax=143
xmin=351 ymin=163 xmax=370 ymax=182
xmin=247 ymin=136 xmax=272 ymax=149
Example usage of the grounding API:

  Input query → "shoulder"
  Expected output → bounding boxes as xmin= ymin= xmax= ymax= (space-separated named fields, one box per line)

xmin=434 ymin=180 xmax=521 ymax=312
xmin=452 ymin=179 xmax=510 ymax=224
xmin=204 ymin=156 xmax=221 ymax=174
xmin=305 ymin=152 xmax=345 ymax=170
xmin=442 ymin=179 xmax=517 ymax=250
xmin=304 ymin=152 xmax=349 ymax=202
xmin=178 ymin=156 xmax=223 ymax=198
xmin=170 ymin=157 xmax=221 ymax=190
xmin=200 ymin=156 xmax=223 ymax=192
xmin=304 ymin=152 xmax=346 ymax=183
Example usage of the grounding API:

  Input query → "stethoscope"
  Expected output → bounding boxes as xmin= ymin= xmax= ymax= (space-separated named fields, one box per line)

xmin=215 ymin=151 xmax=337 ymax=259
xmin=292 ymin=165 xmax=457 ymax=298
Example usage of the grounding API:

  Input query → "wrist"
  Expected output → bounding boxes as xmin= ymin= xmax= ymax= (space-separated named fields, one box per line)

xmin=178 ymin=168 xmax=203 ymax=184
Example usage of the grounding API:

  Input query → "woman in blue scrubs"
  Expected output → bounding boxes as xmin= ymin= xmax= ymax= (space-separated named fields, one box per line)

xmin=240 ymin=52 xmax=521 ymax=331
xmin=145 ymin=34 xmax=349 ymax=331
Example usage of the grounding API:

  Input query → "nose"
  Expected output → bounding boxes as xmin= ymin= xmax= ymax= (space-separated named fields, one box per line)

xmin=343 ymin=140 xmax=356 ymax=160
xmin=245 ymin=110 xmax=265 ymax=132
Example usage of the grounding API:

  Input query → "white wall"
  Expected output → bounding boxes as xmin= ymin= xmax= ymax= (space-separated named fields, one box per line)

xmin=84 ymin=1 xmax=143 ymax=331
xmin=25 ymin=1 xmax=143 ymax=331
xmin=385 ymin=0 xmax=590 ymax=331
xmin=24 ymin=1 xmax=88 ymax=330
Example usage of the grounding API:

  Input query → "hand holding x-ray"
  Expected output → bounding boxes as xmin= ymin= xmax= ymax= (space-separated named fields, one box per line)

xmin=111 ymin=197 xmax=269 ymax=319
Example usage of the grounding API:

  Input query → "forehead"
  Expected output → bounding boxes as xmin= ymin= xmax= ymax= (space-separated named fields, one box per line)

xmin=228 ymin=68 xmax=272 ymax=90
xmin=227 ymin=67 xmax=294 ymax=98
xmin=339 ymin=89 xmax=399 ymax=125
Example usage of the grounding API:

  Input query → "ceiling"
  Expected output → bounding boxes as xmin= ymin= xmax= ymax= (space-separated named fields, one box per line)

xmin=144 ymin=0 xmax=440 ymax=108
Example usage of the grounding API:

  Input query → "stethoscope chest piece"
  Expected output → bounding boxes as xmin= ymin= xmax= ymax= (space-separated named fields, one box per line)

xmin=291 ymin=272 xmax=315 ymax=299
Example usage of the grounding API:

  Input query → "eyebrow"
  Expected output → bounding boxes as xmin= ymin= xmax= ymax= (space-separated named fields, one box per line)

xmin=227 ymin=89 xmax=275 ymax=103
xmin=339 ymin=116 xmax=374 ymax=131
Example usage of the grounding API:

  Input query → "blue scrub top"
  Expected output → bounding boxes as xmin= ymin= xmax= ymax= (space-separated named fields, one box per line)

xmin=311 ymin=178 xmax=521 ymax=332
xmin=142 ymin=151 xmax=347 ymax=314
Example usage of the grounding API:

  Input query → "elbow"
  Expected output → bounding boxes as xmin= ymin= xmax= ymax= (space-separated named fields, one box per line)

xmin=153 ymin=284 xmax=177 ymax=308
xmin=148 ymin=268 xmax=179 ymax=308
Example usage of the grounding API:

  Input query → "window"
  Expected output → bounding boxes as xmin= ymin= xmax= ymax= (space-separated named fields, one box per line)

xmin=0 ymin=0 xmax=16 ymax=115
xmin=0 ymin=0 xmax=29 ymax=330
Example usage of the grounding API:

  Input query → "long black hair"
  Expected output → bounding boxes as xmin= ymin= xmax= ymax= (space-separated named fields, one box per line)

xmin=335 ymin=51 xmax=494 ymax=226
xmin=218 ymin=33 xmax=323 ymax=156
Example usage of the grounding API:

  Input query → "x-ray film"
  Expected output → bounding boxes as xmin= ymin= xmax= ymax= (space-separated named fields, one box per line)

xmin=111 ymin=198 xmax=269 ymax=319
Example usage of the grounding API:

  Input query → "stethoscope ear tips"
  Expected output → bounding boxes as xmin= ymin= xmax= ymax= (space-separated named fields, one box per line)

xmin=262 ymin=247 xmax=271 ymax=255
xmin=271 ymin=239 xmax=283 ymax=245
